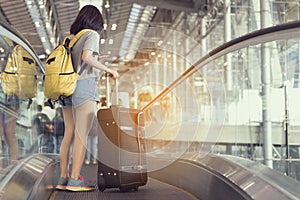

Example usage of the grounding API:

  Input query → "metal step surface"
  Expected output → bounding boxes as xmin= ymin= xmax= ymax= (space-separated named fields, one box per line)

xmin=51 ymin=164 xmax=196 ymax=200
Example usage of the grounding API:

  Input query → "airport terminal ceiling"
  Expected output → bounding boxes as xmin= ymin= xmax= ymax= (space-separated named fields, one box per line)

xmin=0 ymin=0 xmax=223 ymax=70
xmin=1 ymin=0 xmax=298 ymax=75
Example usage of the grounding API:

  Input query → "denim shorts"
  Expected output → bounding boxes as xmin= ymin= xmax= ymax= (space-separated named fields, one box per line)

xmin=60 ymin=77 xmax=99 ymax=108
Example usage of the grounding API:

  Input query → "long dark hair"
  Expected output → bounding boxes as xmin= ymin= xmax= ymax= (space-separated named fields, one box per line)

xmin=70 ymin=5 xmax=104 ymax=35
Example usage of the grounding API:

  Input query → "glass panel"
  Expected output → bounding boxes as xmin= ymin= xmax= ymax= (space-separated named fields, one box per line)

xmin=202 ymin=38 xmax=300 ymax=181
xmin=0 ymin=33 xmax=47 ymax=177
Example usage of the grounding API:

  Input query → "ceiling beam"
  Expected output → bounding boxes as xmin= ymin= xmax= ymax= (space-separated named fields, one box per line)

xmin=49 ymin=0 xmax=63 ymax=43
xmin=25 ymin=0 xmax=52 ymax=55
xmin=113 ymin=0 xmax=197 ymax=13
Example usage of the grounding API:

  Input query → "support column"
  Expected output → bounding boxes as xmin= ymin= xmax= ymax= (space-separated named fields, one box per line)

xmin=172 ymin=32 xmax=177 ymax=121
xmin=133 ymin=82 xmax=138 ymax=109
xmin=224 ymin=0 xmax=232 ymax=91
xmin=260 ymin=0 xmax=273 ymax=168
xmin=201 ymin=17 xmax=207 ymax=94
xmin=283 ymin=82 xmax=290 ymax=175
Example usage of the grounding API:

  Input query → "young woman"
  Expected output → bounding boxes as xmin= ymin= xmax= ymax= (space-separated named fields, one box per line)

xmin=55 ymin=5 xmax=119 ymax=191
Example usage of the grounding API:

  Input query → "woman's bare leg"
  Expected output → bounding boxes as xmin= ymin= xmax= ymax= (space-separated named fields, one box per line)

xmin=60 ymin=107 xmax=75 ymax=179
xmin=70 ymin=101 xmax=96 ymax=180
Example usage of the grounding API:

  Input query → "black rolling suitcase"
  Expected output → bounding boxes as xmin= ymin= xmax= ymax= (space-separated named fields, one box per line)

xmin=97 ymin=74 xmax=147 ymax=192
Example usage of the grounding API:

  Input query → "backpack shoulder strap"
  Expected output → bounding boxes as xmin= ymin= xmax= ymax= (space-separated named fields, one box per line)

xmin=3 ymin=37 xmax=14 ymax=53
xmin=3 ymin=37 xmax=14 ymax=47
xmin=69 ymin=29 xmax=92 ymax=48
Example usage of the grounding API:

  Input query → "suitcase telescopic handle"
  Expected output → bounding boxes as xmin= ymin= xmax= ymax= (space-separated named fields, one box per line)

xmin=105 ymin=72 xmax=118 ymax=107
xmin=136 ymin=111 xmax=145 ymax=165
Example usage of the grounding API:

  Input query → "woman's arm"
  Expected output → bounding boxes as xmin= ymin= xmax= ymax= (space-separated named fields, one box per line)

xmin=82 ymin=49 xmax=119 ymax=79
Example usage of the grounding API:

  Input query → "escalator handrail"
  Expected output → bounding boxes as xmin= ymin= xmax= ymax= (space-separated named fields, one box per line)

xmin=0 ymin=20 xmax=44 ymax=72
xmin=142 ymin=20 xmax=300 ymax=111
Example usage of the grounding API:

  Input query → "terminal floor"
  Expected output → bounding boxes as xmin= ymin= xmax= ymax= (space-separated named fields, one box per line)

xmin=50 ymin=163 xmax=195 ymax=200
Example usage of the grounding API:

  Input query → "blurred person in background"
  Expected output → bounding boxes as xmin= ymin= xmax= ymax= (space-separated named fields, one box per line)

xmin=32 ymin=105 xmax=54 ymax=153
xmin=53 ymin=107 xmax=64 ymax=153
xmin=85 ymin=120 xmax=98 ymax=165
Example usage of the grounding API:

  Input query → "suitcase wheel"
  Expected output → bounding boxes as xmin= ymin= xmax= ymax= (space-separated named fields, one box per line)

xmin=98 ymin=175 xmax=106 ymax=192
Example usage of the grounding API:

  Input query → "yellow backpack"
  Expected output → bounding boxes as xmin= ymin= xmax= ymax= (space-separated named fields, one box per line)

xmin=44 ymin=29 xmax=90 ymax=101
xmin=1 ymin=38 xmax=37 ymax=99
